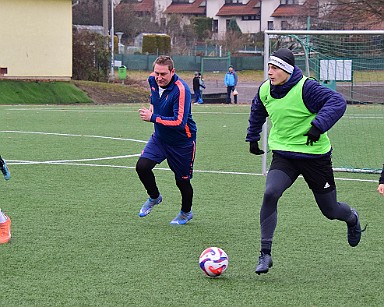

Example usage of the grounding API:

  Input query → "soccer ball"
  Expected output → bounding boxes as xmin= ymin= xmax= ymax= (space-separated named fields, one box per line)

xmin=199 ymin=247 xmax=228 ymax=277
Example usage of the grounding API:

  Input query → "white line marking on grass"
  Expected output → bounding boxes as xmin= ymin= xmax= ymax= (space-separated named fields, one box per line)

xmin=6 ymin=107 xmax=139 ymax=113
xmin=7 ymin=160 xmax=378 ymax=183
xmin=8 ymin=155 xmax=140 ymax=165
xmin=0 ymin=130 xmax=148 ymax=143
xmin=344 ymin=115 xmax=384 ymax=119
xmin=2 ymin=130 xmax=377 ymax=184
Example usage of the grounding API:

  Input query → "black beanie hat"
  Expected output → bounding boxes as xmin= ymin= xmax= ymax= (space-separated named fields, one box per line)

xmin=268 ymin=48 xmax=295 ymax=74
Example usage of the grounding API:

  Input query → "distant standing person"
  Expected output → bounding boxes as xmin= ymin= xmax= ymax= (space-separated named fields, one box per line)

xmin=246 ymin=48 xmax=366 ymax=275
xmin=136 ymin=55 xmax=197 ymax=225
xmin=198 ymin=72 xmax=205 ymax=104
xmin=378 ymin=164 xmax=384 ymax=196
xmin=193 ymin=72 xmax=202 ymax=104
xmin=224 ymin=65 xmax=238 ymax=104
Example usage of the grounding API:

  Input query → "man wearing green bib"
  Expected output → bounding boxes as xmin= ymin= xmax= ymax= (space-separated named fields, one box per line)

xmin=246 ymin=48 xmax=366 ymax=275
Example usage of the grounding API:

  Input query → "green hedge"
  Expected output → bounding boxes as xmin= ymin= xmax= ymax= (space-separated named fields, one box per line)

xmin=142 ymin=34 xmax=171 ymax=55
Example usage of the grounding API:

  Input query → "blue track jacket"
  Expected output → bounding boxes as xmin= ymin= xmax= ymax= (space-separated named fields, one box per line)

xmin=148 ymin=73 xmax=197 ymax=145
xmin=224 ymin=71 xmax=238 ymax=87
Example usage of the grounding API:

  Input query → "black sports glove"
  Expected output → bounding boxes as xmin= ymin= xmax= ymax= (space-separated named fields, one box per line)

xmin=249 ymin=142 xmax=264 ymax=155
xmin=304 ymin=125 xmax=322 ymax=146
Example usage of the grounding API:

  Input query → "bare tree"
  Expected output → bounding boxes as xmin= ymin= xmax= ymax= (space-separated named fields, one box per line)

xmin=334 ymin=0 xmax=383 ymax=18
xmin=325 ymin=0 xmax=384 ymax=28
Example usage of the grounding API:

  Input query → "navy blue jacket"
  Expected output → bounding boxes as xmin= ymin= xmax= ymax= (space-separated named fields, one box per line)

xmin=148 ymin=73 xmax=197 ymax=145
xmin=246 ymin=66 xmax=346 ymax=158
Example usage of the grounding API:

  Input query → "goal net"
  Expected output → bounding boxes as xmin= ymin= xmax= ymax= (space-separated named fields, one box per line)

xmin=262 ymin=30 xmax=384 ymax=174
xmin=201 ymin=56 xmax=231 ymax=73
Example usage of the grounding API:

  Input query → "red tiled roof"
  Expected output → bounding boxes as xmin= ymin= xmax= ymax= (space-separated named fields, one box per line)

xmin=271 ymin=3 xmax=317 ymax=18
xmin=164 ymin=0 xmax=206 ymax=15
xmin=216 ymin=0 xmax=260 ymax=17
xmin=132 ymin=0 xmax=154 ymax=13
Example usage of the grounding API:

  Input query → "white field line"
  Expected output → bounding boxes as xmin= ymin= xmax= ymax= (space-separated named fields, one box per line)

xmin=6 ymin=160 xmax=378 ymax=184
xmin=5 ymin=106 xmax=384 ymax=118
xmin=0 ymin=130 xmax=147 ymax=143
xmin=2 ymin=130 xmax=378 ymax=184
xmin=8 ymin=154 xmax=140 ymax=165
xmin=5 ymin=106 xmax=384 ymax=119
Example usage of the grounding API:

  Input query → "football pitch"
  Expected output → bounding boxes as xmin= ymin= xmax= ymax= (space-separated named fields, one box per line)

xmin=0 ymin=104 xmax=383 ymax=306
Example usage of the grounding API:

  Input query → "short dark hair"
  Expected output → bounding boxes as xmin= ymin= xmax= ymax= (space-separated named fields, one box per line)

xmin=153 ymin=55 xmax=174 ymax=71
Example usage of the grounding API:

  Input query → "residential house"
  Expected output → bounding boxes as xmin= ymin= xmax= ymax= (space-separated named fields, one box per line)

xmin=129 ymin=0 xmax=324 ymax=40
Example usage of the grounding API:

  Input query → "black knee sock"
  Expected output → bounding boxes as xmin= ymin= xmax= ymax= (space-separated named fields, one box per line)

xmin=175 ymin=179 xmax=193 ymax=213
xmin=136 ymin=157 xmax=159 ymax=199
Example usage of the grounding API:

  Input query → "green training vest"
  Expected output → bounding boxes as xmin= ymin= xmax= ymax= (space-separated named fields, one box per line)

xmin=259 ymin=77 xmax=331 ymax=154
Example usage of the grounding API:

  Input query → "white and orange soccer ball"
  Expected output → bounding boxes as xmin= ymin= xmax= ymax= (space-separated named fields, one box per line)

xmin=199 ymin=247 xmax=228 ymax=277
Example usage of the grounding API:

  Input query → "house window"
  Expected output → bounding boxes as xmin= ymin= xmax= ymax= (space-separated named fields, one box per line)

xmin=280 ymin=0 xmax=298 ymax=4
xmin=281 ymin=20 xmax=289 ymax=30
xmin=268 ymin=21 xmax=274 ymax=30
xmin=212 ymin=20 xmax=218 ymax=33
xmin=160 ymin=18 xmax=166 ymax=28
xmin=0 ymin=67 xmax=7 ymax=75
xmin=242 ymin=15 xmax=260 ymax=21
xmin=225 ymin=0 xmax=242 ymax=4
xmin=172 ymin=0 xmax=189 ymax=3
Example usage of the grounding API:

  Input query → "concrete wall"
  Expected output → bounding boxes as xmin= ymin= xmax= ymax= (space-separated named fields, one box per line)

xmin=0 ymin=0 xmax=72 ymax=80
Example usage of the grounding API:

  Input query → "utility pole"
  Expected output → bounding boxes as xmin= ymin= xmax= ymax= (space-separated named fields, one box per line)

xmin=110 ymin=0 xmax=115 ymax=80
xmin=103 ymin=0 xmax=108 ymax=36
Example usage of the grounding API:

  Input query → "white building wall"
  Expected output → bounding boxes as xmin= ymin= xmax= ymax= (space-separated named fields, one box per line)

xmin=155 ymin=0 xmax=172 ymax=23
xmin=261 ymin=0 xmax=280 ymax=31
xmin=206 ymin=0 xmax=224 ymax=18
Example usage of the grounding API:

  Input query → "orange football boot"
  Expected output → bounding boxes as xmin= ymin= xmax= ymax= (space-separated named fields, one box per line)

xmin=0 ymin=215 xmax=11 ymax=244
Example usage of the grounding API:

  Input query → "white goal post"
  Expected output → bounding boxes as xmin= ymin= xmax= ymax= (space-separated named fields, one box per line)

xmin=261 ymin=30 xmax=384 ymax=175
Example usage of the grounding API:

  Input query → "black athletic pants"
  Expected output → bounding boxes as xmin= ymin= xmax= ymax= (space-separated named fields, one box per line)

xmin=136 ymin=157 xmax=193 ymax=213
xmin=259 ymin=154 xmax=356 ymax=253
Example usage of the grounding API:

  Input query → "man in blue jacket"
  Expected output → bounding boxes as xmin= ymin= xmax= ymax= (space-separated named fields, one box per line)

xmin=246 ymin=48 xmax=366 ymax=274
xmin=224 ymin=65 xmax=238 ymax=104
xmin=136 ymin=55 xmax=197 ymax=225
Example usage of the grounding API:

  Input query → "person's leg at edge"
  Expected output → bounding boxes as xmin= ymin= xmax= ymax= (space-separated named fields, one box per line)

xmin=256 ymin=169 xmax=294 ymax=274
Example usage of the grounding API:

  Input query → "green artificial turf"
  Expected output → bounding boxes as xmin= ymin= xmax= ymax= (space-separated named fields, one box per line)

xmin=0 ymin=104 xmax=383 ymax=306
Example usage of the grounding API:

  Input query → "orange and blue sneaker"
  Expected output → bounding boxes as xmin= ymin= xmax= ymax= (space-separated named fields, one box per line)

xmin=170 ymin=210 xmax=193 ymax=225
xmin=138 ymin=195 xmax=163 ymax=217
xmin=0 ymin=215 xmax=11 ymax=244
xmin=0 ymin=156 xmax=10 ymax=181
